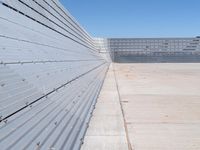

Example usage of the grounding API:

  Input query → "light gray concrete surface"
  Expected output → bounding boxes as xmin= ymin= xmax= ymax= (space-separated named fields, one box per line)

xmin=114 ymin=63 xmax=200 ymax=150
xmin=82 ymin=63 xmax=200 ymax=150
xmin=81 ymin=64 xmax=129 ymax=150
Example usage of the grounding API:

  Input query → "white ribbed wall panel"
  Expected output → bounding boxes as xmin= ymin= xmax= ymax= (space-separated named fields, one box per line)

xmin=0 ymin=1 xmax=108 ymax=150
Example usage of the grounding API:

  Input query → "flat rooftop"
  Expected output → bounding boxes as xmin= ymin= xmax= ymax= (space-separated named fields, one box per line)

xmin=82 ymin=63 xmax=200 ymax=150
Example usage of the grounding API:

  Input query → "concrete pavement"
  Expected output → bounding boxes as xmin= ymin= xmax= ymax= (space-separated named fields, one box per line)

xmin=82 ymin=63 xmax=200 ymax=150
xmin=81 ymin=64 xmax=129 ymax=150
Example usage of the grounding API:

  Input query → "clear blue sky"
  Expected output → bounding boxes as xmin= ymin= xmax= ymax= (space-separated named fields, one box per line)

xmin=60 ymin=0 xmax=200 ymax=38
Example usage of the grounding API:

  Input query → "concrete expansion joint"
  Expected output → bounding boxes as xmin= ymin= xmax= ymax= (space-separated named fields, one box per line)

xmin=112 ymin=63 xmax=133 ymax=150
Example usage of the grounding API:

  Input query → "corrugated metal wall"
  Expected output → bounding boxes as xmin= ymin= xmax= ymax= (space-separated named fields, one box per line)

xmin=0 ymin=0 xmax=109 ymax=150
xmin=107 ymin=38 xmax=200 ymax=62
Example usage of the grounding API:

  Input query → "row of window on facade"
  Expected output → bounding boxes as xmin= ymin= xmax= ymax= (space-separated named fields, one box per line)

xmin=110 ymin=41 xmax=197 ymax=45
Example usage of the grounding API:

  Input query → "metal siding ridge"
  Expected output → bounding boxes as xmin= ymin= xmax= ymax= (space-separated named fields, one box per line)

xmin=0 ymin=1 xmax=108 ymax=149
